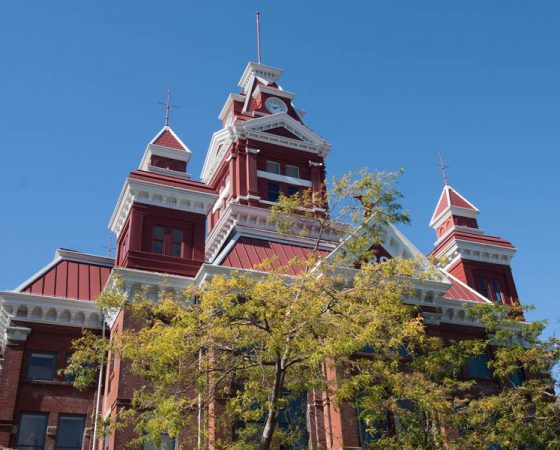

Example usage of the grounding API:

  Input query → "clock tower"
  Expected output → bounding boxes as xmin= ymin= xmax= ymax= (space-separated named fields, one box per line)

xmin=202 ymin=62 xmax=339 ymax=265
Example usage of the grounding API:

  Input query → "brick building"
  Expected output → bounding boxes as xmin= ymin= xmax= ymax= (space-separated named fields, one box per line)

xmin=0 ymin=61 xmax=523 ymax=449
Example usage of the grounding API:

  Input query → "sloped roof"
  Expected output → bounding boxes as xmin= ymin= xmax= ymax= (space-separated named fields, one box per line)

xmin=430 ymin=185 xmax=479 ymax=227
xmin=17 ymin=249 xmax=113 ymax=302
xmin=441 ymin=271 xmax=490 ymax=304
xmin=220 ymin=236 xmax=330 ymax=275
xmin=150 ymin=126 xmax=189 ymax=151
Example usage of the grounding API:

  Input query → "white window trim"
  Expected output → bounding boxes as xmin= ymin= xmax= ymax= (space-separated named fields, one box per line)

xmin=257 ymin=170 xmax=312 ymax=188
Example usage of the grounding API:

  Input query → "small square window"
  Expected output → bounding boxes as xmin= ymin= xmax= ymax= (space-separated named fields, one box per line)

xmin=55 ymin=415 xmax=85 ymax=450
xmin=16 ymin=412 xmax=48 ymax=449
xmin=266 ymin=161 xmax=280 ymax=174
xmin=170 ymin=229 xmax=183 ymax=257
xmin=27 ymin=352 xmax=57 ymax=381
xmin=285 ymin=165 xmax=300 ymax=178
xmin=267 ymin=182 xmax=280 ymax=202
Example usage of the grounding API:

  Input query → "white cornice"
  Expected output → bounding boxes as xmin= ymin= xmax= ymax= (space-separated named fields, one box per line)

xmin=205 ymin=203 xmax=341 ymax=263
xmin=252 ymin=84 xmax=295 ymax=100
xmin=200 ymin=127 xmax=235 ymax=184
xmin=108 ymin=177 xmax=217 ymax=237
xmin=109 ymin=267 xmax=195 ymax=291
xmin=218 ymin=93 xmax=245 ymax=121
xmin=0 ymin=291 xmax=103 ymax=329
xmin=238 ymin=62 xmax=283 ymax=93
xmin=435 ymin=238 xmax=516 ymax=267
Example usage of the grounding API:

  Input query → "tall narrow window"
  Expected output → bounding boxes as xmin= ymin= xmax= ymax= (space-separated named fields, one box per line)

xmin=26 ymin=352 xmax=57 ymax=381
xmin=266 ymin=161 xmax=281 ymax=174
xmin=268 ymin=182 xmax=281 ymax=202
xmin=492 ymin=279 xmax=504 ymax=302
xmin=170 ymin=229 xmax=183 ymax=257
xmin=151 ymin=226 xmax=165 ymax=254
xmin=16 ymin=412 xmax=48 ymax=450
xmin=285 ymin=165 xmax=300 ymax=178
xmin=55 ymin=415 xmax=85 ymax=450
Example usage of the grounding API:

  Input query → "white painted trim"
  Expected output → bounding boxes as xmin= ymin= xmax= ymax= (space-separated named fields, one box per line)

xmin=212 ymin=181 xmax=231 ymax=214
xmin=0 ymin=291 xmax=104 ymax=329
xmin=256 ymin=170 xmax=312 ymax=187
xmin=108 ymin=177 xmax=217 ymax=236
xmin=109 ymin=267 xmax=195 ymax=291
xmin=146 ymin=165 xmax=191 ymax=180
xmin=218 ymin=93 xmax=245 ymax=120
xmin=238 ymin=62 xmax=283 ymax=93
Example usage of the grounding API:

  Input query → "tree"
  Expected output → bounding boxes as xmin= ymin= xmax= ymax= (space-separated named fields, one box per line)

xmin=64 ymin=169 xmax=560 ymax=450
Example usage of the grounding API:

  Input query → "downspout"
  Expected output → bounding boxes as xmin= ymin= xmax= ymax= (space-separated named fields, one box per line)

xmin=91 ymin=318 xmax=107 ymax=450
xmin=197 ymin=346 xmax=203 ymax=449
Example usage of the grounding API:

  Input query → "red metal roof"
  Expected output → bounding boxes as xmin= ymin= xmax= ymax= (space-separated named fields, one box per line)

xmin=448 ymin=187 xmax=476 ymax=210
xmin=130 ymin=170 xmax=216 ymax=193
xmin=220 ymin=237 xmax=330 ymax=275
xmin=153 ymin=128 xmax=186 ymax=151
xmin=443 ymin=273 xmax=488 ymax=303
xmin=20 ymin=250 xmax=113 ymax=302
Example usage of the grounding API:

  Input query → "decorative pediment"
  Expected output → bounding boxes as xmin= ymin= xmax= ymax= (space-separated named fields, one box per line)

xmin=240 ymin=113 xmax=328 ymax=148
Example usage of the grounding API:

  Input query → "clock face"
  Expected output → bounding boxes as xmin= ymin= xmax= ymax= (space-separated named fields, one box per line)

xmin=265 ymin=97 xmax=288 ymax=114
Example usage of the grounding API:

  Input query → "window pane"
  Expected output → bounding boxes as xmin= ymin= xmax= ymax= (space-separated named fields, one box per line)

xmin=268 ymin=182 xmax=280 ymax=202
xmin=152 ymin=226 xmax=165 ymax=254
xmin=478 ymin=278 xmax=489 ymax=299
xmin=27 ymin=352 xmax=57 ymax=381
xmin=266 ymin=161 xmax=280 ymax=174
xmin=492 ymin=279 xmax=504 ymax=302
xmin=507 ymin=369 xmax=525 ymax=387
xmin=16 ymin=413 xmax=48 ymax=449
xmin=285 ymin=165 xmax=299 ymax=178
xmin=466 ymin=354 xmax=492 ymax=379
xmin=143 ymin=434 xmax=175 ymax=450
xmin=287 ymin=186 xmax=299 ymax=197
xmin=170 ymin=229 xmax=183 ymax=257
xmin=55 ymin=415 xmax=85 ymax=450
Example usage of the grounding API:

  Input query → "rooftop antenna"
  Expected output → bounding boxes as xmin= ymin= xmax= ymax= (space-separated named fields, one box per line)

xmin=256 ymin=11 xmax=262 ymax=64
xmin=437 ymin=153 xmax=450 ymax=186
xmin=102 ymin=234 xmax=115 ymax=257
xmin=158 ymin=89 xmax=179 ymax=127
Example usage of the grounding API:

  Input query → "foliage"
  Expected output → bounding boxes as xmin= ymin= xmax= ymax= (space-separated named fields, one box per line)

xmin=64 ymin=169 xmax=560 ymax=449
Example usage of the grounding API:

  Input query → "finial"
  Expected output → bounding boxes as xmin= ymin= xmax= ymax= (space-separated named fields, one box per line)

xmin=437 ymin=153 xmax=450 ymax=186
xmin=158 ymin=89 xmax=179 ymax=127
xmin=256 ymin=11 xmax=262 ymax=64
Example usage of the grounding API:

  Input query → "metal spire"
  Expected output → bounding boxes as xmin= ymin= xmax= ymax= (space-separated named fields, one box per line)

xmin=158 ymin=89 xmax=179 ymax=127
xmin=256 ymin=11 xmax=262 ymax=64
xmin=437 ymin=153 xmax=450 ymax=186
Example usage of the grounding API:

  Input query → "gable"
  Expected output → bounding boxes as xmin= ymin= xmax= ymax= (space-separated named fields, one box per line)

xmin=264 ymin=127 xmax=303 ymax=141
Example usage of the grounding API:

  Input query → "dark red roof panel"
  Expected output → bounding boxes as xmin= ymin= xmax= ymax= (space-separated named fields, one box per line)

xmin=448 ymin=187 xmax=476 ymax=210
xmin=153 ymin=128 xmax=186 ymax=151
xmin=130 ymin=170 xmax=216 ymax=193
xmin=443 ymin=276 xmax=487 ymax=303
xmin=221 ymin=237 xmax=330 ymax=275
xmin=22 ymin=259 xmax=112 ymax=302
xmin=433 ymin=189 xmax=449 ymax=221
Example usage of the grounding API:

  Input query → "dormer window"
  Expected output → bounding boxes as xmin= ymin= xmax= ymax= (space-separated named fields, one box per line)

xmin=266 ymin=161 xmax=281 ymax=174
xmin=285 ymin=165 xmax=300 ymax=178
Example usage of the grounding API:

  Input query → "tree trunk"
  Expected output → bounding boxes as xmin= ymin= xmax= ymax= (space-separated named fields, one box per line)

xmin=260 ymin=359 xmax=285 ymax=450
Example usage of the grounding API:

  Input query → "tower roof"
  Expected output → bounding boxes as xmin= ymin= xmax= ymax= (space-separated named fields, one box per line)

xmin=149 ymin=126 xmax=190 ymax=152
xmin=429 ymin=185 xmax=479 ymax=228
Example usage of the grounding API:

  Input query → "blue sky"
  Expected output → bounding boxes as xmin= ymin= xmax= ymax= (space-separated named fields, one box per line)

xmin=0 ymin=1 xmax=558 ymax=339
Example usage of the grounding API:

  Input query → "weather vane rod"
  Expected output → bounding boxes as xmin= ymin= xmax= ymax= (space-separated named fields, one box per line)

xmin=158 ymin=89 xmax=179 ymax=127
xmin=437 ymin=153 xmax=450 ymax=186
xmin=256 ymin=11 xmax=262 ymax=64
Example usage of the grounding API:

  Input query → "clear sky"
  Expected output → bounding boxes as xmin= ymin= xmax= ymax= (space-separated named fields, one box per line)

xmin=0 ymin=1 xmax=558 ymax=339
